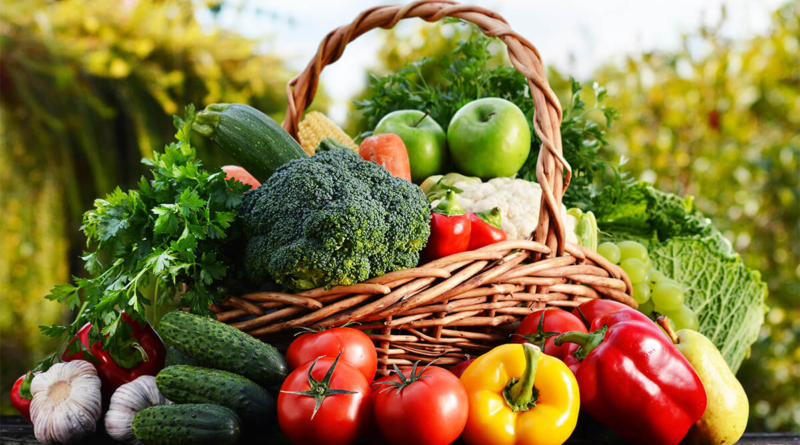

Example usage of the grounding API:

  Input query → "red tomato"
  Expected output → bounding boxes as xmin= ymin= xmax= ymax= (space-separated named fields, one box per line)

xmin=512 ymin=309 xmax=588 ymax=361
xmin=221 ymin=165 xmax=261 ymax=191
xmin=572 ymin=299 xmax=630 ymax=328
xmin=365 ymin=375 xmax=393 ymax=445
xmin=286 ymin=327 xmax=377 ymax=381
xmin=278 ymin=354 xmax=372 ymax=445
xmin=373 ymin=364 xmax=468 ymax=445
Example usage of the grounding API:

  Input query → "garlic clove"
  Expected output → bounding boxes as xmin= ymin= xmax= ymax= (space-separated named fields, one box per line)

xmin=105 ymin=375 xmax=171 ymax=445
xmin=30 ymin=360 xmax=102 ymax=445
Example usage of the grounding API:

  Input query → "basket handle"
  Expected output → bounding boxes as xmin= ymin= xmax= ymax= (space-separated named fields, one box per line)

xmin=282 ymin=0 xmax=571 ymax=256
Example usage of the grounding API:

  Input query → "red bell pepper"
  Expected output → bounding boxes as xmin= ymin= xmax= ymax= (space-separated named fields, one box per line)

xmin=10 ymin=373 xmax=33 ymax=423
xmin=467 ymin=208 xmax=506 ymax=250
xmin=63 ymin=313 xmax=166 ymax=400
xmin=572 ymin=299 xmax=629 ymax=328
xmin=420 ymin=190 xmax=471 ymax=263
xmin=554 ymin=308 xmax=707 ymax=445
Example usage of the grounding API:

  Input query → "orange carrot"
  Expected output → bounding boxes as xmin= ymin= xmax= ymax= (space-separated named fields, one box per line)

xmin=221 ymin=165 xmax=261 ymax=191
xmin=358 ymin=133 xmax=412 ymax=181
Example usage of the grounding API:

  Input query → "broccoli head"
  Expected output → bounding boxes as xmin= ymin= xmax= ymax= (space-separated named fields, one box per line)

xmin=240 ymin=139 xmax=431 ymax=291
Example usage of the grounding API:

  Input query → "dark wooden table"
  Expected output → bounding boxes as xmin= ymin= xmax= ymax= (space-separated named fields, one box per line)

xmin=2 ymin=415 xmax=798 ymax=444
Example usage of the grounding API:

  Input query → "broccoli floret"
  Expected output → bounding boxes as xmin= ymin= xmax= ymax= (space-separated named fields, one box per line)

xmin=240 ymin=139 xmax=431 ymax=291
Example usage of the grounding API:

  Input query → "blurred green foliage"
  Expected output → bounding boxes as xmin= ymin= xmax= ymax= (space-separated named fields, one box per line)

xmin=593 ymin=3 xmax=799 ymax=432
xmin=0 ymin=0 xmax=328 ymax=415
xmin=350 ymin=4 xmax=799 ymax=433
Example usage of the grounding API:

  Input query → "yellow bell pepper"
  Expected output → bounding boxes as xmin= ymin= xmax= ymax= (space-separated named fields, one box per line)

xmin=460 ymin=343 xmax=580 ymax=445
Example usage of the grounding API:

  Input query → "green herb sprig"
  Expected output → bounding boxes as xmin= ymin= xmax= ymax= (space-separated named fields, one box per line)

xmin=31 ymin=105 xmax=248 ymax=378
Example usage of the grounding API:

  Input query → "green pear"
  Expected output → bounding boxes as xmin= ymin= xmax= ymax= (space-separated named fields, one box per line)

xmin=658 ymin=317 xmax=748 ymax=445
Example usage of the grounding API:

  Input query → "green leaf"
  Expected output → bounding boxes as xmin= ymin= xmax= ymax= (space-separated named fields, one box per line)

xmin=147 ymin=249 xmax=175 ymax=274
xmin=82 ymin=251 xmax=103 ymax=275
xmin=177 ymin=188 xmax=206 ymax=215
xmin=39 ymin=324 xmax=68 ymax=338
xmin=47 ymin=283 xmax=82 ymax=309
xmin=153 ymin=205 xmax=179 ymax=235
xmin=99 ymin=217 xmax=129 ymax=241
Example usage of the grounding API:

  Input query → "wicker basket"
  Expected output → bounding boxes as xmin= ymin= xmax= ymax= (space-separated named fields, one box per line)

xmin=211 ymin=0 xmax=636 ymax=376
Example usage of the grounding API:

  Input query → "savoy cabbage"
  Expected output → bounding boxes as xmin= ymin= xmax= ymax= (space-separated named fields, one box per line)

xmin=649 ymin=236 xmax=767 ymax=373
xmin=593 ymin=181 xmax=767 ymax=373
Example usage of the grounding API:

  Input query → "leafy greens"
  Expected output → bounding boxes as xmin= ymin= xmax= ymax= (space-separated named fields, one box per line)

xmin=34 ymin=105 xmax=248 ymax=375
xmin=650 ymin=237 xmax=767 ymax=373
xmin=592 ymin=181 xmax=717 ymax=242
xmin=592 ymin=181 xmax=767 ymax=372
xmin=355 ymin=27 xmax=619 ymax=208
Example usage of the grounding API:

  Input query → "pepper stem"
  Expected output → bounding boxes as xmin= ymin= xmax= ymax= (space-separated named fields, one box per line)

xmin=432 ymin=190 xmax=466 ymax=217
xmin=656 ymin=316 xmax=679 ymax=344
xmin=554 ymin=325 xmax=608 ymax=361
xmin=19 ymin=371 xmax=34 ymax=400
xmin=502 ymin=343 xmax=541 ymax=412
xmin=108 ymin=337 xmax=148 ymax=369
xmin=476 ymin=207 xmax=503 ymax=229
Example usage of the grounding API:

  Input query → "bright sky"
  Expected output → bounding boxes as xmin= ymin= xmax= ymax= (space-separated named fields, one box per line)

xmin=201 ymin=0 xmax=785 ymax=122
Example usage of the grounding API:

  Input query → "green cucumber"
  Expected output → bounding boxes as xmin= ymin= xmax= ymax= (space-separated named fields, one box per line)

xmin=159 ymin=311 xmax=288 ymax=387
xmin=193 ymin=103 xmax=307 ymax=182
xmin=132 ymin=403 xmax=240 ymax=445
xmin=156 ymin=365 xmax=275 ymax=424
xmin=165 ymin=345 xmax=202 ymax=367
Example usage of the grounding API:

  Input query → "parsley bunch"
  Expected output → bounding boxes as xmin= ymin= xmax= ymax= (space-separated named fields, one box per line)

xmin=34 ymin=105 xmax=248 ymax=374
xmin=354 ymin=27 xmax=619 ymax=208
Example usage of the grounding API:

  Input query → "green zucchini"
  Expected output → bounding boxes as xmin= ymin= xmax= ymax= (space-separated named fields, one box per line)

xmin=132 ymin=403 xmax=240 ymax=445
xmin=159 ymin=311 xmax=288 ymax=387
xmin=156 ymin=365 xmax=275 ymax=424
xmin=193 ymin=103 xmax=307 ymax=182
xmin=164 ymin=345 xmax=202 ymax=367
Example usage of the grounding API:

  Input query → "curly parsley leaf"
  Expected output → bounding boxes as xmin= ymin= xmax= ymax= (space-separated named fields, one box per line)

xmin=35 ymin=104 xmax=248 ymax=374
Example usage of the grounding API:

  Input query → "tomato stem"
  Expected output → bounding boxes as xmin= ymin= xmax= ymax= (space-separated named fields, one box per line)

xmin=513 ymin=310 xmax=560 ymax=351
xmin=280 ymin=350 xmax=357 ymax=419
xmin=373 ymin=359 xmax=437 ymax=394
xmin=574 ymin=306 xmax=591 ymax=328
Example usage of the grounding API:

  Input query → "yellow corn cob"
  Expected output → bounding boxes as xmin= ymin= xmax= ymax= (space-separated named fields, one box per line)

xmin=297 ymin=111 xmax=358 ymax=155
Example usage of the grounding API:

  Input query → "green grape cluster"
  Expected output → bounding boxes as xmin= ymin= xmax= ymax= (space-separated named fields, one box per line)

xmin=597 ymin=241 xmax=699 ymax=331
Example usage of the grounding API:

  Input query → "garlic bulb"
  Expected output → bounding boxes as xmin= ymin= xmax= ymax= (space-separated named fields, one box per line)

xmin=30 ymin=360 xmax=102 ymax=445
xmin=105 ymin=375 xmax=171 ymax=444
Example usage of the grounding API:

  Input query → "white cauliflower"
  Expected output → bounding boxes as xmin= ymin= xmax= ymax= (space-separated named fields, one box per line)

xmin=434 ymin=177 xmax=578 ymax=243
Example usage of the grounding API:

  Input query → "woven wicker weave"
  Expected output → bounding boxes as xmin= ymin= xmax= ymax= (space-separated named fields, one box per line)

xmin=213 ymin=0 xmax=636 ymax=376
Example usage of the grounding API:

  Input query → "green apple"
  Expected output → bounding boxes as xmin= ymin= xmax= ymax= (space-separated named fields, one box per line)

xmin=447 ymin=98 xmax=531 ymax=179
xmin=373 ymin=110 xmax=447 ymax=183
